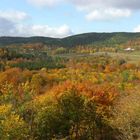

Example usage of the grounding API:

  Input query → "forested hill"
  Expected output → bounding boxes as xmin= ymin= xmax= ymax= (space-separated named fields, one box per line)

xmin=0 ymin=32 xmax=140 ymax=47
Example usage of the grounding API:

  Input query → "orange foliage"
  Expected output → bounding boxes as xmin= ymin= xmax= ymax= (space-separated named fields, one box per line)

xmin=121 ymin=63 xmax=136 ymax=70
xmin=0 ymin=68 xmax=22 ymax=85
xmin=104 ymin=64 xmax=117 ymax=73
xmin=51 ymin=80 xmax=118 ymax=106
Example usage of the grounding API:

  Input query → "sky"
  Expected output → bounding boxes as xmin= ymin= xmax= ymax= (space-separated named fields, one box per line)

xmin=0 ymin=0 xmax=140 ymax=38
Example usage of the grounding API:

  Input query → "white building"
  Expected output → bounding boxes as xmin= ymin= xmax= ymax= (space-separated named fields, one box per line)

xmin=124 ymin=47 xmax=135 ymax=51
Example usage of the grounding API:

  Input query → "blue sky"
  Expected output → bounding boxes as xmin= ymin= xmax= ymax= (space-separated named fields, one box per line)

xmin=0 ymin=0 xmax=140 ymax=37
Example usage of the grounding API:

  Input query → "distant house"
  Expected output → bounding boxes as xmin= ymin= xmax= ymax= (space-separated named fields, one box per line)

xmin=124 ymin=47 xmax=135 ymax=51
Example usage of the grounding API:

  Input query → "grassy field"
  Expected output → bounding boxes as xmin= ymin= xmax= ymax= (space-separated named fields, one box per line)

xmin=107 ymin=52 xmax=140 ymax=63
xmin=55 ymin=51 xmax=140 ymax=64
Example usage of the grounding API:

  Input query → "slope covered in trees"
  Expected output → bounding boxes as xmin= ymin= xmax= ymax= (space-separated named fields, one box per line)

xmin=1 ymin=32 xmax=140 ymax=47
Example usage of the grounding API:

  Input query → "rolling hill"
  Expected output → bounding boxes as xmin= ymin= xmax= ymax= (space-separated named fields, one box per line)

xmin=0 ymin=32 xmax=140 ymax=47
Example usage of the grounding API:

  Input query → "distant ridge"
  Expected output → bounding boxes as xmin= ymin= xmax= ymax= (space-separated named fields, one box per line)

xmin=0 ymin=32 xmax=140 ymax=47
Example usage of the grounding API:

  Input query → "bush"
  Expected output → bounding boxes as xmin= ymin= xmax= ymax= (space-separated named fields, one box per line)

xmin=0 ymin=104 xmax=29 ymax=140
xmin=35 ymin=89 xmax=117 ymax=140
xmin=111 ymin=91 xmax=140 ymax=140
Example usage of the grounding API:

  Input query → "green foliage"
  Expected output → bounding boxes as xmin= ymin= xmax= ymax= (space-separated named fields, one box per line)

xmin=118 ymin=58 xmax=126 ymax=65
xmin=9 ymin=60 xmax=65 ymax=70
xmin=35 ymin=89 xmax=116 ymax=140
xmin=53 ymin=47 xmax=68 ymax=54
xmin=122 ymin=71 xmax=130 ymax=82
xmin=1 ymin=32 xmax=140 ymax=47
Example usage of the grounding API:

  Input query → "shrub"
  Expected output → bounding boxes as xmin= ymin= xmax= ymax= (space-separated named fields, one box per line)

xmin=35 ymin=89 xmax=117 ymax=140
xmin=0 ymin=104 xmax=29 ymax=140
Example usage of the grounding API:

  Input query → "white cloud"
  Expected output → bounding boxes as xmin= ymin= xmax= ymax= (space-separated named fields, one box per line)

xmin=26 ymin=0 xmax=139 ymax=21
xmin=0 ymin=18 xmax=16 ymax=36
xmin=86 ymin=9 xmax=131 ymax=21
xmin=70 ymin=0 xmax=140 ymax=10
xmin=71 ymin=0 xmax=133 ymax=21
xmin=0 ymin=10 xmax=28 ymax=36
xmin=27 ymin=0 xmax=62 ymax=7
xmin=0 ymin=10 xmax=28 ymax=22
xmin=134 ymin=25 xmax=140 ymax=32
xmin=15 ymin=24 xmax=73 ymax=37
xmin=0 ymin=10 xmax=73 ymax=37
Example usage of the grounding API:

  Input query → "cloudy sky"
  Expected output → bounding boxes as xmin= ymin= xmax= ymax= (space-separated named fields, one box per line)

xmin=0 ymin=0 xmax=140 ymax=38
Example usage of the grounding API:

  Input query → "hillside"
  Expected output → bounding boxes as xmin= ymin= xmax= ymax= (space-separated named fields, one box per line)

xmin=0 ymin=32 xmax=140 ymax=47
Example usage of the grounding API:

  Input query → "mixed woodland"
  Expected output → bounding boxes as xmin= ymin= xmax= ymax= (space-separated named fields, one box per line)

xmin=0 ymin=33 xmax=140 ymax=140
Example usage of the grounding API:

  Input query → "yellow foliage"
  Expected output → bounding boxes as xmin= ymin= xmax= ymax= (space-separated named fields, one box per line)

xmin=0 ymin=104 xmax=12 ymax=116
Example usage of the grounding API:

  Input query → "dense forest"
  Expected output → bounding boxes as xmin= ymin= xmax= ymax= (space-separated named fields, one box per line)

xmin=0 ymin=33 xmax=140 ymax=140
xmin=1 ymin=32 xmax=140 ymax=47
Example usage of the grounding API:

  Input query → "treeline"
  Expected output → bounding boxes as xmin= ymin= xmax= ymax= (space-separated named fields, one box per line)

xmin=0 ymin=47 xmax=67 ymax=70
xmin=10 ymin=60 xmax=65 ymax=70
xmin=1 ymin=32 xmax=140 ymax=47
